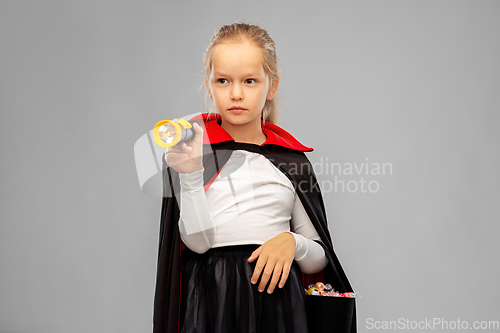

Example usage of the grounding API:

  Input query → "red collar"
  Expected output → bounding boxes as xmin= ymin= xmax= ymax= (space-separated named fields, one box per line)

xmin=189 ymin=113 xmax=313 ymax=152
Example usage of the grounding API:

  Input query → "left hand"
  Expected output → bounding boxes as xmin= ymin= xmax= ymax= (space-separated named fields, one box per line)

xmin=247 ymin=232 xmax=296 ymax=294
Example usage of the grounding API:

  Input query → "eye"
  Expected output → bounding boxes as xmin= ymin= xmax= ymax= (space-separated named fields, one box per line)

xmin=217 ymin=78 xmax=228 ymax=84
xmin=246 ymin=79 xmax=256 ymax=84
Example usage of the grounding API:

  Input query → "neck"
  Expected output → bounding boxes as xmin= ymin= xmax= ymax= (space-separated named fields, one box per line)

xmin=220 ymin=118 xmax=267 ymax=145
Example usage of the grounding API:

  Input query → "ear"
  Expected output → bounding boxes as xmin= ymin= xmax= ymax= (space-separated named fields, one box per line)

xmin=266 ymin=75 xmax=280 ymax=100
xmin=205 ymin=77 xmax=213 ymax=99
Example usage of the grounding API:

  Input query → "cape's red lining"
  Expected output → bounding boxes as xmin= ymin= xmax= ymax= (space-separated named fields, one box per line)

xmin=189 ymin=113 xmax=313 ymax=152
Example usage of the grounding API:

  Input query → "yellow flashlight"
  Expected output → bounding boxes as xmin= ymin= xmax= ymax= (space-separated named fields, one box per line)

xmin=152 ymin=119 xmax=199 ymax=148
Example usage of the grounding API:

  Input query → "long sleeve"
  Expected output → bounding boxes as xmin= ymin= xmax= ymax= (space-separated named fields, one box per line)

xmin=177 ymin=168 xmax=215 ymax=253
xmin=288 ymin=194 xmax=329 ymax=274
xmin=176 ymin=151 xmax=327 ymax=275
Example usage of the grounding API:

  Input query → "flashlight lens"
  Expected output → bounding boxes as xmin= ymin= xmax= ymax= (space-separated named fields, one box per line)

xmin=158 ymin=124 xmax=177 ymax=144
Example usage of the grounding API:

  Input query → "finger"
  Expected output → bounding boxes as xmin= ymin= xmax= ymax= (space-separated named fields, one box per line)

xmin=179 ymin=146 xmax=193 ymax=153
xmin=165 ymin=153 xmax=182 ymax=166
xmin=247 ymin=246 xmax=263 ymax=263
xmin=168 ymin=143 xmax=191 ymax=153
xmin=166 ymin=146 xmax=185 ymax=154
xmin=267 ymin=262 xmax=284 ymax=294
xmin=278 ymin=261 xmax=292 ymax=289
xmin=193 ymin=121 xmax=204 ymax=133
xmin=165 ymin=148 xmax=192 ymax=156
xmin=165 ymin=151 xmax=190 ymax=165
xmin=250 ymin=251 xmax=267 ymax=286
xmin=179 ymin=142 xmax=195 ymax=155
xmin=258 ymin=257 xmax=277 ymax=292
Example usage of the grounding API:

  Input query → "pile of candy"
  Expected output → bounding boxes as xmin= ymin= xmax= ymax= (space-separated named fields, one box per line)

xmin=305 ymin=282 xmax=356 ymax=298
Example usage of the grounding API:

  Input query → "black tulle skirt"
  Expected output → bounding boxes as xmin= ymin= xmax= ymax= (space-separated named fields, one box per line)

xmin=180 ymin=245 xmax=309 ymax=333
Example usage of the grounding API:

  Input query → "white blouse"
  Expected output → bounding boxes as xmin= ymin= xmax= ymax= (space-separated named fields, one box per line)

xmin=177 ymin=149 xmax=328 ymax=274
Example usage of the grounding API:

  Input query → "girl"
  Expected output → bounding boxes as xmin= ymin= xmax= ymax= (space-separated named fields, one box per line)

xmin=153 ymin=23 xmax=355 ymax=333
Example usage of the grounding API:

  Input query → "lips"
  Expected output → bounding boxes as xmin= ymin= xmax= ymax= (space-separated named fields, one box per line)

xmin=229 ymin=107 xmax=247 ymax=114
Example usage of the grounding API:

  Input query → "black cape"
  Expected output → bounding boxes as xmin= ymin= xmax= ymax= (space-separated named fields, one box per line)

xmin=153 ymin=114 xmax=356 ymax=333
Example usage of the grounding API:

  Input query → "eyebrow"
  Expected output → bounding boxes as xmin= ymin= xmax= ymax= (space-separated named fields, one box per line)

xmin=212 ymin=72 xmax=262 ymax=77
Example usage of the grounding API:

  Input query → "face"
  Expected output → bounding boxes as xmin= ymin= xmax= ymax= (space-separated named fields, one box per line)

xmin=206 ymin=42 xmax=278 ymax=129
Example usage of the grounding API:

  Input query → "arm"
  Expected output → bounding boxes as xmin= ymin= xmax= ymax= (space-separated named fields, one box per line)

xmin=287 ymin=193 xmax=328 ymax=274
xmin=177 ymin=168 xmax=216 ymax=253
xmin=163 ymin=121 xmax=213 ymax=253
xmin=247 ymin=193 xmax=329 ymax=294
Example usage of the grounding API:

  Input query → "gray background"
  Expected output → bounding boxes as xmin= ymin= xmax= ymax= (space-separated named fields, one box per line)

xmin=1 ymin=1 xmax=499 ymax=332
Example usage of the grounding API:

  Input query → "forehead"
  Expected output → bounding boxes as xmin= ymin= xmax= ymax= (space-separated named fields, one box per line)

xmin=211 ymin=42 xmax=265 ymax=75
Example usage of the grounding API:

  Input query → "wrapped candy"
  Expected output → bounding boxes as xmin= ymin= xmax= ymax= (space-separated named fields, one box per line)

xmin=315 ymin=282 xmax=325 ymax=291
xmin=304 ymin=282 xmax=358 ymax=298
xmin=307 ymin=287 xmax=320 ymax=295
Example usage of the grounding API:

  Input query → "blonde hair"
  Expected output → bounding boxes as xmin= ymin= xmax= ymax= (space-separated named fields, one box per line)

xmin=200 ymin=22 xmax=282 ymax=125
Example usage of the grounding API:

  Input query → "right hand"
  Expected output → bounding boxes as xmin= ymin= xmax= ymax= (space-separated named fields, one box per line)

xmin=164 ymin=120 xmax=204 ymax=174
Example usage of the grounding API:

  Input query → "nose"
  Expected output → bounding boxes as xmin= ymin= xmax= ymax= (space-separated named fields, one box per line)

xmin=230 ymin=82 xmax=243 ymax=101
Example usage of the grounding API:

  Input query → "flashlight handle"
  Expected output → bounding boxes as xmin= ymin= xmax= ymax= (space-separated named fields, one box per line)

xmin=183 ymin=120 xmax=201 ymax=142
